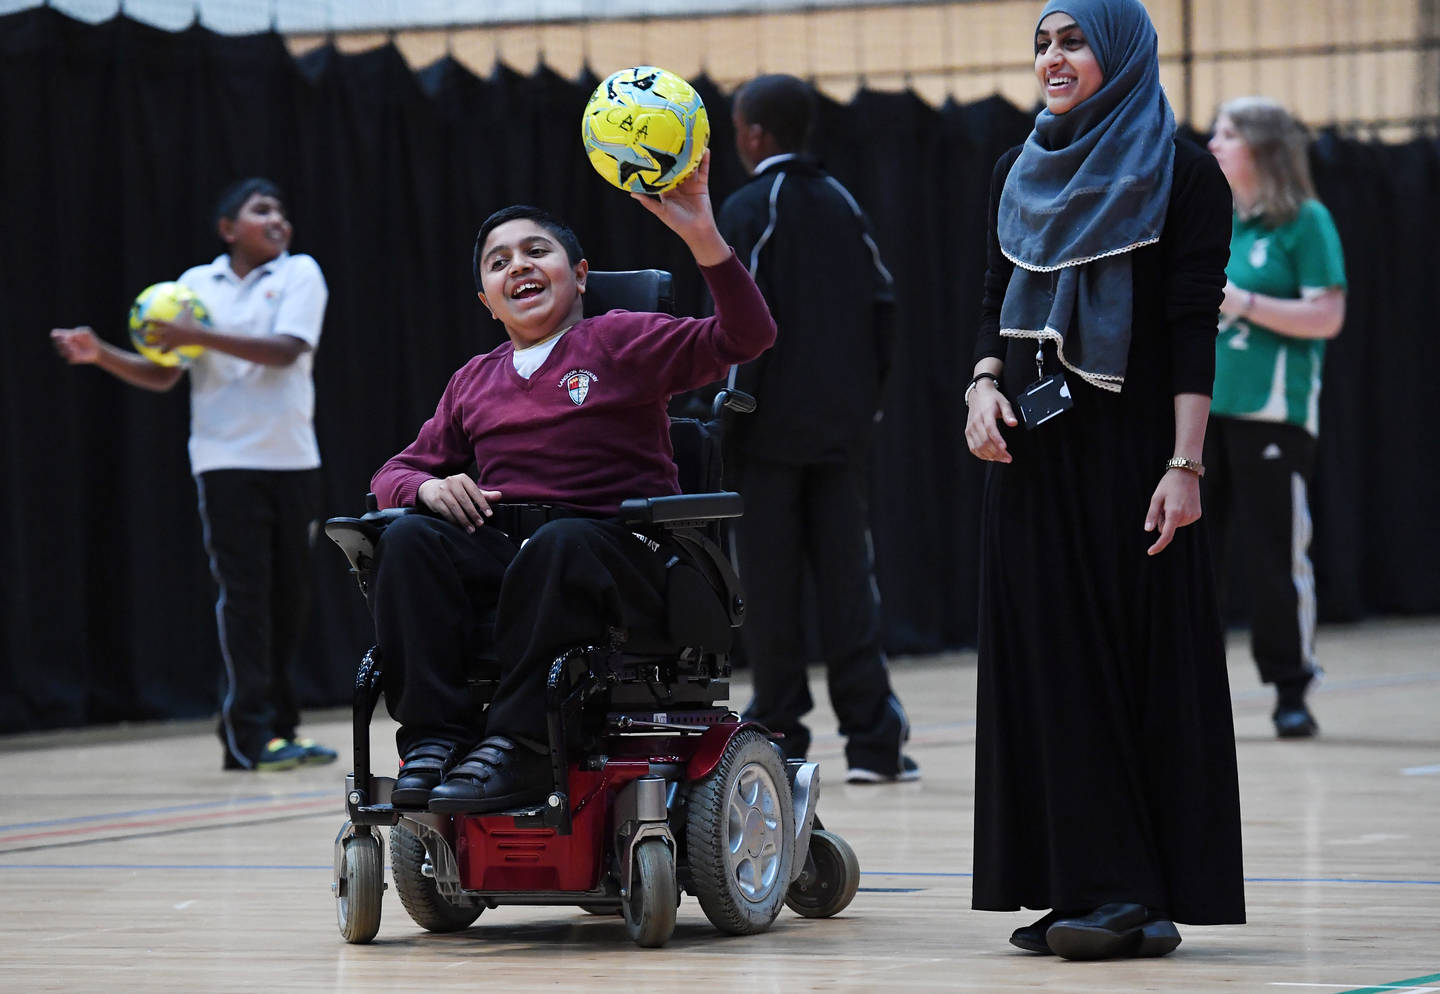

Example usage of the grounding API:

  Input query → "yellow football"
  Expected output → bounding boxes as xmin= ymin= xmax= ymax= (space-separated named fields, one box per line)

xmin=581 ymin=66 xmax=710 ymax=195
xmin=128 ymin=281 xmax=209 ymax=367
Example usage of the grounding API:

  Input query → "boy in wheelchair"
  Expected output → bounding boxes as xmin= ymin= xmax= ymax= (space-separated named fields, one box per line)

xmin=367 ymin=151 xmax=776 ymax=815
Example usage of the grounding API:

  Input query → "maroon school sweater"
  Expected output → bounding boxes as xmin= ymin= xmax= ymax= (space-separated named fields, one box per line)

xmin=371 ymin=251 xmax=776 ymax=515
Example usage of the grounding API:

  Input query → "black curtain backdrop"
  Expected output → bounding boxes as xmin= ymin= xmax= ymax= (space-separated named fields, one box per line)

xmin=2 ymin=8 xmax=1436 ymax=734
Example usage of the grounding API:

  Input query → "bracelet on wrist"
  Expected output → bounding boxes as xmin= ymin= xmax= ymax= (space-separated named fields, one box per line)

xmin=964 ymin=371 xmax=1000 ymax=406
xmin=1166 ymin=456 xmax=1205 ymax=477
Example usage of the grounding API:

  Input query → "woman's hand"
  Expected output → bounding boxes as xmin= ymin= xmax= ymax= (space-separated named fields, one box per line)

xmin=50 ymin=326 xmax=101 ymax=364
xmin=417 ymin=476 xmax=502 ymax=533
xmin=1218 ymin=280 xmax=1251 ymax=319
xmin=964 ymin=381 xmax=1019 ymax=463
xmin=1219 ymin=281 xmax=1345 ymax=339
xmin=1144 ymin=468 xmax=1202 ymax=555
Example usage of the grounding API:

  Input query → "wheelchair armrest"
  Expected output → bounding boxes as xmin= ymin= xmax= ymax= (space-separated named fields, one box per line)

xmin=711 ymin=388 xmax=756 ymax=417
xmin=618 ymin=492 xmax=743 ymax=526
xmin=324 ymin=507 xmax=420 ymax=572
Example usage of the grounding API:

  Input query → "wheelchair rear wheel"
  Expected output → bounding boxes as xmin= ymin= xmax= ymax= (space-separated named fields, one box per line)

xmin=784 ymin=829 xmax=860 ymax=918
xmin=685 ymin=730 xmax=795 ymax=935
xmin=390 ymin=824 xmax=483 ymax=933
xmin=335 ymin=831 xmax=383 ymax=944
xmin=623 ymin=839 xmax=677 ymax=947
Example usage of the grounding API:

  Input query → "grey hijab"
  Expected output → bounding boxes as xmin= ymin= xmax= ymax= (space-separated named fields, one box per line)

xmin=997 ymin=0 xmax=1176 ymax=392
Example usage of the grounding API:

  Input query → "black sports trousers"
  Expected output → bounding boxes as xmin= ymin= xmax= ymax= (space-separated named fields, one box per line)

xmin=195 ymin=467 xmax=320 ymax=768
xmin=370 ymin=514 xmax=677 ymax=759
xmin=731 ymin=455 xmax=907 ymax=773
xmin=1203 ymin=416 xmax=1320 ymax=689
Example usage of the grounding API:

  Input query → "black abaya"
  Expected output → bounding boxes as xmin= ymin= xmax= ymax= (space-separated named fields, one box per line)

xmin=970 ymin=139 xmax=1246 ymax=926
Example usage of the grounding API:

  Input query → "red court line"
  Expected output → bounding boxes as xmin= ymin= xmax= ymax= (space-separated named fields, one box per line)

xmin=0 ymin=798 xmax=337 ymax=846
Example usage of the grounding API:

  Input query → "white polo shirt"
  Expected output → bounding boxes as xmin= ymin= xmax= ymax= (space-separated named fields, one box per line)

xmin=178 ymin=251 xmax=328 ymax=475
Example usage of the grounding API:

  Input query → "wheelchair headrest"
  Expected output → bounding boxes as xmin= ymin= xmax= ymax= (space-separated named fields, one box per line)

xmin=584 ymin=270 xmax=673 ymax=317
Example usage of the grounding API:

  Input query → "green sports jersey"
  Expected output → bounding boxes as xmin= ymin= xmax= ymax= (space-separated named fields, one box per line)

xmin=1212 ymin=199 xmax=1346 ymax=434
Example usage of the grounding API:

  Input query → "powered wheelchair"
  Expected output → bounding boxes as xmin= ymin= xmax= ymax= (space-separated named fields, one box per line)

xmin=325 ymin=269 xmax=860 ymax=948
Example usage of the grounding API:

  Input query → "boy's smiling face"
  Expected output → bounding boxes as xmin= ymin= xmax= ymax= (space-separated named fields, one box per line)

xmin=477 ymin=219 xmax=588 ymax=348
xmin=222 ymin=192 xmax=291 ymax=269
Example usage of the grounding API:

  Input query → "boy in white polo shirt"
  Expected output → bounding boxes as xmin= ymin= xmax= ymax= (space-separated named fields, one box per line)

xmin=51 ymin=178 xmax=337 ymax=772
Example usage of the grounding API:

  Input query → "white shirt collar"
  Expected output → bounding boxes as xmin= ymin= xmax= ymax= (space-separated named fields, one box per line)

xmin=211 ymin=250 xmax=288 ymax=283
xmin=512 ymin=327 xmax=570 ymax=379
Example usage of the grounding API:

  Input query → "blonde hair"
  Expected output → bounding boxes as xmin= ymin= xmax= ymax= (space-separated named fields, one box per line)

xmin=1218 ymin=96 xmax=1315 ymax=227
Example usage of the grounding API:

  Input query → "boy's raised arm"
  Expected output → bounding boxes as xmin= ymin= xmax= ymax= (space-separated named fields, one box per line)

xmin=630 ymin=150 xmax=730 ymax=268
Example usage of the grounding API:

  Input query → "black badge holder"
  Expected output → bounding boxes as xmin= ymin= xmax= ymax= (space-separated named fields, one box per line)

xmin=1015 ymin=340 xmax=1073 ymax=429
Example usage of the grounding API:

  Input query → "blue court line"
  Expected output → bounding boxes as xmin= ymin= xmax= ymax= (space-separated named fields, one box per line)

xmin=1339 ymin=971 xmax=1440 ymax=994
xmin=863 ymin=871 xmax=1440 ymax=886
xmin=0 ymin=790 xmax=335 ymax=832
xmin=3 ymin=866 xmax=1436 ymax=886
xmin=0 ymin=858 xmax=334 ymax=864
xmin=1245 ymin=876 xmax=1440 ymax=886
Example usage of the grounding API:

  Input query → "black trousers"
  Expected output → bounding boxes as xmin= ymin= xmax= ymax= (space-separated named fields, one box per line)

xmin=195 ymin=468 xmax=320 ymax=767
xmin=1203 ymin=417 xmax=1320 ymax=689
xmin=731 ymin=455 xmax=906 ymax=771
xmin=371 ymin=514 xmax=673 ymax=759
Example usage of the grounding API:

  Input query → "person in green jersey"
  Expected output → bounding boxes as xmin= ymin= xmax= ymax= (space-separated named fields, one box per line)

xmin=1206 ymin=97 xmax=1347 ymax=738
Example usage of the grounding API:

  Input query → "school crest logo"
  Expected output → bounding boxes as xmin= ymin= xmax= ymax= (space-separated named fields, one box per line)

xmin=560 ymin=369 xmax=598 ymax=406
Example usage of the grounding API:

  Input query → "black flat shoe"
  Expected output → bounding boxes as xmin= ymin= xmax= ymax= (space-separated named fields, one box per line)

xmin=1134 ymin=917 xmax=1182 ymax=957
xmin=391 ymin=740 xmax=455 ymax=808
xmin=1045 ymin=902 xmax=1150 ymax=961
xmin=1010 ymin=909 xmax=1072 ymax=954
xmin=428 ymin=736 xmax=551 ymax=814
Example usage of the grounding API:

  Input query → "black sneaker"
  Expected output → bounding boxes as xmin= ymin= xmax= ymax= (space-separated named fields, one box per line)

xmin=1273 ymin=705 xmax=1319 ymax=738
xmin=846 ymin=754 xmax=921 ymax=784
xmin=428 ymin=736 xmax=551 ymax=814
xmin=392 ymin=740 xmax=456 ymax=808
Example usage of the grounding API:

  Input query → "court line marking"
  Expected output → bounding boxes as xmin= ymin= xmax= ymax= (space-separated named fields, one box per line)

xmin=868 ymin=871 xmax=1440 ymax=886
xmin=1401 ymin=764 xmax=1440 ymax=776
xmin=0 ymin=809 xmax=338 ymax=856
xmin=1243 ymin=876 xmax=1440 ymax=886
xmin=0 ymin=797 xmax=336 ymax=846
xmin=0 ymin=863 xmax=334 ymax=870
xmin=1271 ymin=986 xmax=1437 ymax=992
xmin=3 ymin=864 xmax=1435 ymax=890
xmin=1273 ymin=974 xmax=1440 ymax=994
xmin=0 ymin=789 xmax=334 ymax=832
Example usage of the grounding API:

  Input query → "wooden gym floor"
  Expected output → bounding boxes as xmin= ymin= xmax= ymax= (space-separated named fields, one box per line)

xmin=2 ymin=617 xmax=1437 ymax=992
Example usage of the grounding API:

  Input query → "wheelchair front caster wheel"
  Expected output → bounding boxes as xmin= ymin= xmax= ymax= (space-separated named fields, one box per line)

xmin=390 ymin=824 xmax=482 ymax=933
xmin=335 ymin=832 xmax=384 ymax=943
xmin=785 ymin=829 xmax=860 ymax=919
xmin=623 ymin=839 xmax=677 ymax=947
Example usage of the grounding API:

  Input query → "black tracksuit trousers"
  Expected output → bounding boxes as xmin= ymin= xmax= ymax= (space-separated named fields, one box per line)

xmin=1204 ymin=416 xmax=1321 ymax=691
xmin=196 ymin=468 xmax=320 ymax=768
xmin=371 ymin=514 xmax=673 ymax=759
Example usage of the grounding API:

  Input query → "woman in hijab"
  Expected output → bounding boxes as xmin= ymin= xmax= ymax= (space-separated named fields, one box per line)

xmin=963 ymin=0 xmax=1246 ymax=961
